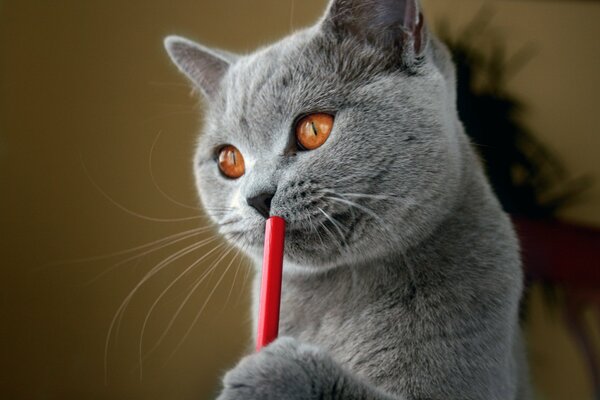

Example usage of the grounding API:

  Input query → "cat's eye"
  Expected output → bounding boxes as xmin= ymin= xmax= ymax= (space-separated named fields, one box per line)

xmin=295 ymin=113 xmax=334 ymax=151
xmin=218 ymin=145 xmax=245 ymax=179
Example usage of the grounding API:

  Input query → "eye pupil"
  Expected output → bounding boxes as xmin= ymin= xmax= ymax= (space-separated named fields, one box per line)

xmin=296 ymin=113 xmax=333 ymax=151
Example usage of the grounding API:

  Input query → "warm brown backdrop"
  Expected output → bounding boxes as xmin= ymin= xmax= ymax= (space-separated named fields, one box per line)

xmin=1 ymin=1 xmax=599 ymax=399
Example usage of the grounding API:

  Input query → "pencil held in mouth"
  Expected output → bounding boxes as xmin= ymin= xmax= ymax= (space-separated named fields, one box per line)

xmin=256 ymin=216 xmax=286 ymax=351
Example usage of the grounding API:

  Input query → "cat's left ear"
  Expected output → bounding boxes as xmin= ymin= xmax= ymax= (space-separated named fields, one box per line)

xmin=164 ymin=35 xmax=234 ymax=99
xmin=322 ymin=0 xmax=428 ymax=62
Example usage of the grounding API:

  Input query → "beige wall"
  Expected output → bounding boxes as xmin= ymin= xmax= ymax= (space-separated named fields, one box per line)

xmin=1 ymin=1 xmax=598 ymax=399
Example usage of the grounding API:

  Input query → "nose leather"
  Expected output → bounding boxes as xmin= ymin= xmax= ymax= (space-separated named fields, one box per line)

xmin=246 ymin=192 xmax=274 ymax=219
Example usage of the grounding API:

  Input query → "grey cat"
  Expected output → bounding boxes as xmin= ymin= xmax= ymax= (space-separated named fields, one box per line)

xmin=164 ymin=0 xmax=531 ymax=398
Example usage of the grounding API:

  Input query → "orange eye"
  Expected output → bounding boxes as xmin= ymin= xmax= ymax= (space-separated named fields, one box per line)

xmin=218 ymin=145 xmax=245 ymax=179
xmin=296 ymin=113 xmax=334 ymax=150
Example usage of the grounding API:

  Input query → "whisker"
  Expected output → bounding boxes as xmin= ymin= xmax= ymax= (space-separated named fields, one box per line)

xmin=149 ymin=131 xmax=202 ymax=211
xmin=168 ymin=243 xmax=241 ymax=359
xmin=39 ymin=225 xmax=215 ymax=271
xmin=202 ymin=207 xmax=238 ymax=220
xmin=222 ymin=247 xmax=243 ymax=311
xmin=203 ymin=206 xmax=236 ymax=212
xmin=323 ymin=193 xmax=396 ymax=241
xmin=139 ymin=110 xmax=199 ymax=125
xmin=325 ymin=190 xmax=395 ymax=201
xmin=317 ymin=207 xmax=348 ymax=247
xmin=104 ymin=236 xmax=218 ymax=383
xmin=289 ymin=0 xmax=295 ymax=32
xmin=307 ymin=212 xmax=326 ymax=249
xmin=324 ymin=195 xmax=386 ymax=228
xmin=111 ymin=237 xmax=218 ymax=338
xmin=218 ymin=216 xmax=244 ymax=227
xmin=138 ymin=241 xmax=226 ymax=376
xmin=84 ymin=228 xmax=215 ymax=285
xmin=235 ymin=243 xmax=253 ymax=306
xmin=145 ymin=244 xmax=235 ymax=360
xmin=81 ymin=154 xmax=203 ymax=223
xmin=317 ymin=219 xmax=343 ymax=252
xmin=147 ymin=81 xmax=191 ymax=88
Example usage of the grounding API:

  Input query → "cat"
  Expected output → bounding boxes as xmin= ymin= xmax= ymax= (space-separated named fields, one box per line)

xmin=164 ymin=0 xmax=531 ymax=399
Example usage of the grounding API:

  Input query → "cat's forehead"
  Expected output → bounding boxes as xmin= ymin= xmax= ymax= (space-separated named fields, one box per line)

xmin=218 ymin=36 xmax=327 ymax=143
xmin=228 ymin=29 xmax=319 ymax=96
xmin=203 ymin=27 xmax=426 ymax=159
xmin=225 ymin=46 xmax=299 ymax=122
xmin=209 ymin=31 xmax=381 ymax=150
xmin=207 ymin=43 xmax=296 ymax=148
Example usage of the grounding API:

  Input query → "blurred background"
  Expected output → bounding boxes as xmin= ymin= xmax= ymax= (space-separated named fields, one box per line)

xmin=1 ymin=0 xmax=599 ymax=399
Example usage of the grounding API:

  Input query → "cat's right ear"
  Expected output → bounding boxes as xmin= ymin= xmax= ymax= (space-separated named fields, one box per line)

xmin=321 ymin=0 xmax=428 ymax=63
xmin=164 ymin=36 xmax=233 ymax=99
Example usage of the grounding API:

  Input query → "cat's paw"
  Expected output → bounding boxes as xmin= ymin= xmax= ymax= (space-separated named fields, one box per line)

xmin=216 ymin=337 xmax=335 ymax=400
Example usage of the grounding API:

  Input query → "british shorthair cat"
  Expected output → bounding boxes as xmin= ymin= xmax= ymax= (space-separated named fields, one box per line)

xmin=165 ymin=0 xmax=531 ymax=398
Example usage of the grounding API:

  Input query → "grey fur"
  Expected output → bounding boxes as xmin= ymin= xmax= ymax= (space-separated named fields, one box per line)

xmin=164 ymin=36 xmax=235 ymax=99
xmin=164 ymin=0 xmax=531 ymax=398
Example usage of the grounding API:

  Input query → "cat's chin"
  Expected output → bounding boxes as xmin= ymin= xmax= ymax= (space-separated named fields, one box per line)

xmin=224 ymin=229 xmax=344 ymax=270
xmin=220 ymin=215 xmax=377 ymax=270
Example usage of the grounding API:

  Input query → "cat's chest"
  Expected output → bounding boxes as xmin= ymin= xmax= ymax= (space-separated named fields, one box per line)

xmin=277 ymin=275 xmax=412 ymax=374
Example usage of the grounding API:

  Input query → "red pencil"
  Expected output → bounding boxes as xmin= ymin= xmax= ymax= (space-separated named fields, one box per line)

xmin=256 ymin=216 xmax=286 ymax=351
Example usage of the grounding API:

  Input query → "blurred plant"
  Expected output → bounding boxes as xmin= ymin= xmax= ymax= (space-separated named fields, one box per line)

xmin=438 ymin=8 xmax=589 ymax=218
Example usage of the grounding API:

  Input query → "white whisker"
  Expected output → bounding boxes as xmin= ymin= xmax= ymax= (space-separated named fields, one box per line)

xmin=39 ymin=225 xmax=214 ymax=271
xmin=317 ymin=207 xmax=348 ymax=247
xmin=85 ymin=228 xmax=214 ymax=285
xmin=145 ymin=245 xmax=235 ymax=361
xmin=289 ymin=0 xmax=295 ymax=32
xmin=323 ymin=192 xmax=396 ymax=241
xmin=325 ymin=195 xmax=386 ymax=228
xmin=325 ymin=190 xmax=395 ymax=201
xmin=137 ymin=242 xmax=226 ymax=376
xmin=138 ymin=244 xmax=224 ymax=379
xmin=104 ymin=236 xmax=217 ymax=383
xmin=307 ymin=212 xmax=326 ymax=249
xmin=168 ymin=245 xmax=240 ymax=359
xmin=317 ymin=218 xmax=342 ymax=251
xmin=149 ymin=131 xmax=202 ymax=211
xmin=81 ymin=154 xmax=203 ymax=223
xmin=222 ymin=247 xmax=244 ymax=311
xmin=235 ymin=245 xmax=253 ymax=306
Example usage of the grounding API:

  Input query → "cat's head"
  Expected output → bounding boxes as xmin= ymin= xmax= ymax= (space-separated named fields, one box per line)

xmin=165 ymin=0 xmax=464 ymax=270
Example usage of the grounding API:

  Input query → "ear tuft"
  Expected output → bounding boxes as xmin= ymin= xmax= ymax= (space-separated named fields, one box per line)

xmin=164 ymin=35 xmax=232 ymax=99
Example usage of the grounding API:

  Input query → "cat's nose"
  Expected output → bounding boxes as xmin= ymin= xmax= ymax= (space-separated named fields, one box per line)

xmin=246 ymin=192 xmax=274 ymax=219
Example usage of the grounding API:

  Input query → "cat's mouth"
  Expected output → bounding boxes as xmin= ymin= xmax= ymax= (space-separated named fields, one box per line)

xmin=217 ymin=199 xmax=367 ymax=266
xmin=268 ymin=210 xmax=360 ymax=264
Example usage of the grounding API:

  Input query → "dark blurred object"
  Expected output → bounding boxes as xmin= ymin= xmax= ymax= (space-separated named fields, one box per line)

xmin=440 ymin=9 xmax=589 ymax=218
xmin=516 ymin=218 xmax=600 ymax=288
xmin=439 ymin=9 xmax=599 ymax=398
xmin=515 ymin=218 xmax=600 ymax=399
